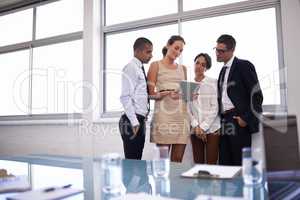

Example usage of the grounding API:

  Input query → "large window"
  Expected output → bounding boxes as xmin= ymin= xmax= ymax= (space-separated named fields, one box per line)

xmin=36 ymin=0 xmax=83 ymax=39
xmin=0 ymin=0 xmax=285 ymax=119
xmin=105 ymin=0 xmax=177 ymax=25
xmin=32 ymin=40 xmax=83 ymax=114
xmin=182 ymin=8 xmax=280 ymax=105
xmin=105 ymin=24 xmax=177 ymax=112
xmin=0 ymin=50 xmax=30 ymax=115
xmin=102 ymin=0 xmax=284 ymax=114
xmin=0 ymin=0 xmax=83 ymax=117
xmin=0 ymin=9 xmax=33 ymax=46
xmin=183 ymin=0 xmax=247 ymax=11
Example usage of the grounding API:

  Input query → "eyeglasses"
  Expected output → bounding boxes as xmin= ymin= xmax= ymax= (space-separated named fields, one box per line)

xmin=213 ymin=47 xmax=229 ymax=54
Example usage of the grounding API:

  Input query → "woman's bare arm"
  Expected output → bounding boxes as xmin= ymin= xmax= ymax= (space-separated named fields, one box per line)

xmin=147 ymin=61 xmax=170 ymax=100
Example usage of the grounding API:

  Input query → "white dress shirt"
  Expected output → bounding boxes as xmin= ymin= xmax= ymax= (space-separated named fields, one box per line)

xmin=222 ymin=56 xmax=235 ymax=111
xmin=120 ymin=57 xmax=148 ymax=127
xmin=188 ymin=77 xmax=220 ymax=134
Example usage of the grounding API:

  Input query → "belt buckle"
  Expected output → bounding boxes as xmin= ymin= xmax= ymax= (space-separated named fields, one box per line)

xmin=221 ymin=108 xmax=234 ymax=115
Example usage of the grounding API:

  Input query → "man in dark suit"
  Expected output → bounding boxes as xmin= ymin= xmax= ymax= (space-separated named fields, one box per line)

xmin=216 ymin=34 xmax=263 ymax=166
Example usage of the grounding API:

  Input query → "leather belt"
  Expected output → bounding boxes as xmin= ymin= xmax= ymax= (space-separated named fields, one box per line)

xmin=222 ymin=108 xmax=236 ymax=115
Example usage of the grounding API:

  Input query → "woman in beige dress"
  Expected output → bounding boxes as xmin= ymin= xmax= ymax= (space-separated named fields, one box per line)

xmin=147 ymin=35 xmax=189 ymax=162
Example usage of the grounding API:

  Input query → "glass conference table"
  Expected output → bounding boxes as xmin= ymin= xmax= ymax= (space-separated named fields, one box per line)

xmin=0 ymin=155 xmax=294 ymax=199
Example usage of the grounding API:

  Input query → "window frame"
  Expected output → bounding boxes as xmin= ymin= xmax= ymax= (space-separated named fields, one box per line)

xmin=100 ymin=0 xmax=286 ymax=118
xmin=0 ymin=0 xmax=83 ymax=122
xmin=0 ymin=0 xmax=286 ymax=122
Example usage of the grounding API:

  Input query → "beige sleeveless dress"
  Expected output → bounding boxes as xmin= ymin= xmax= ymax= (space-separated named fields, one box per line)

xmin=150 ymin=61 xmax=190 ymax=144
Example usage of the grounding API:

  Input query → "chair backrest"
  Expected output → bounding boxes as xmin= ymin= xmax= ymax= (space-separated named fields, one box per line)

xmin=263 ymin=114 xmax=300 ymax=171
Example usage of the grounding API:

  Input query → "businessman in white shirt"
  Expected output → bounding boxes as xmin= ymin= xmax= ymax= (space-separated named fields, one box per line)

xmin=119 ymin=37 xmax=153 ymax=159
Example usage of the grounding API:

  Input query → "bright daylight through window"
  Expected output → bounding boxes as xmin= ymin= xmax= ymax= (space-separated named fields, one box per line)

xmin=103 ymin=0 xmax=284 ymax=114
xmin=0 ymin=0 xmax=83 ymax=117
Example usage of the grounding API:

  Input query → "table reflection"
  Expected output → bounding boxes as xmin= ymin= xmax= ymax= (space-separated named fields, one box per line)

xmin=0 ymin=155 xmax=274 ymax=200
xmin=243 ymin=183 xmax=267 ymax=200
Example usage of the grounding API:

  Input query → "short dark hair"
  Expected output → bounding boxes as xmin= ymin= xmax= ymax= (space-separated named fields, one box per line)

xmin=217 ymin=34 xmax=236 ymax=50
xmin=133 ymin=37 xmax=152 ymax=51
xmin=194 ymin=53 xmax=212 ymax=70
xmin=167 ymin=35 xmax=185 ymax=46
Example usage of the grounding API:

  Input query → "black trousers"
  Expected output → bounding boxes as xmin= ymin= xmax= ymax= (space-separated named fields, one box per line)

xmin=119 ymin=114 xmax=146 ymax=160
xmin=219 ymin=110 xmax=251 ymax=166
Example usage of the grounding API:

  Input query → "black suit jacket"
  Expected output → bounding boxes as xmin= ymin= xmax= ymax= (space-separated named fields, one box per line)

xmin=218 ymin=57 xmax=263 ymax=134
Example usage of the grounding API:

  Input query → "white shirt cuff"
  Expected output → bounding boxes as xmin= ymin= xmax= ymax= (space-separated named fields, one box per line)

xmin=191 ymin=119 xmax=199 ymax=128
xmin=129 ymin=117 xmax=139 ymax=127
xmin=200 ymin=122 xmax=209 ymax=133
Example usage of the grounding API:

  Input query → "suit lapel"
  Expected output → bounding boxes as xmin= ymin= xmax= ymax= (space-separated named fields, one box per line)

xmin=227 ymin=57 xmax=237 ymax=82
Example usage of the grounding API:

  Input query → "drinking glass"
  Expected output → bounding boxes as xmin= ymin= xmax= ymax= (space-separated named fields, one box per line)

xmin=152 ymin=146 xmax=170 ymax=178
xmin=242 ymin=148 xmax=263 ymax=186
xmin=101 ymin=153 xmax=124 ymax=196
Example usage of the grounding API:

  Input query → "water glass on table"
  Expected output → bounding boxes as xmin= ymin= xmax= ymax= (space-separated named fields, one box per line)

xmin=101 ymin=153 xmax=124 ymax=196
xmin=152 ymin=146 xmax=170 ymax=178
xmin=155 ymin=177 xmax=170 ymax=197
xmin=242 ymin=147 xmax=263 ymax=186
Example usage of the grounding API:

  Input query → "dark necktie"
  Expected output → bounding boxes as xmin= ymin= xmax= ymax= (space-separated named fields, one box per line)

xmin=218 ymin=66 xmax=228 ymax=113
xmin=141 ymin=65 xmax=150 ymax=113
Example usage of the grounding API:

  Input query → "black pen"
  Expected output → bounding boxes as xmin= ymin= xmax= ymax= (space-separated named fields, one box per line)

xmin=193 ymin=170 xmax=220 ymax=178
xmin=43 ymin=184 xmax=72 ymax=192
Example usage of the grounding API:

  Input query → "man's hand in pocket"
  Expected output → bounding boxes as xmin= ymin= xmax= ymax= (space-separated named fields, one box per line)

xmin=130 ymin=125 xmax=140 ymax=139
xmin=233 ymin=116 xmax=247 ymax=127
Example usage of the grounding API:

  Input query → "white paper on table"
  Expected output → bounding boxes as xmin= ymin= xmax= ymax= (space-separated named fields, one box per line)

xmin=0 ymin=175 xmax=31 ymax=193
xmin=181 ymin=164 xmax=241 ymax=179
xmin=115 ymin=193 xmax=180 ymax=200
xmin=195 ymin=195 xmax=244 ymax=200
xmin=6 ymin=187 xmax=83 ymax=200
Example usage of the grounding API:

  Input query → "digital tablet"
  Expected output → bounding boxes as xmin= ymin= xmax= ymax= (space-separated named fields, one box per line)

xmin=179 ymin=80 xmax=200 ymax=102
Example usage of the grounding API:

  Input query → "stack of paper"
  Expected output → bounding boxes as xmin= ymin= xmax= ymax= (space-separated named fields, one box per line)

xmin=119 ymin=193 xmax=180 ymax=200
xmin=7 ymin=187 xmax=83 ymax=200
xmin=0 ymin=175 xmax=31 ymax=193
xmin=195 ymin=195 xmax=244 ymax=200
xmin=181 ymin=164 xmax=241 ymax=179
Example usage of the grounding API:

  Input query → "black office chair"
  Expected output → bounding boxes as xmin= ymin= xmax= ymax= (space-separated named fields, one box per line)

xmin=263 ymin=114 xmax=300 ymax=171
xmin=263 ymin=114 xmax=300 ymax=199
